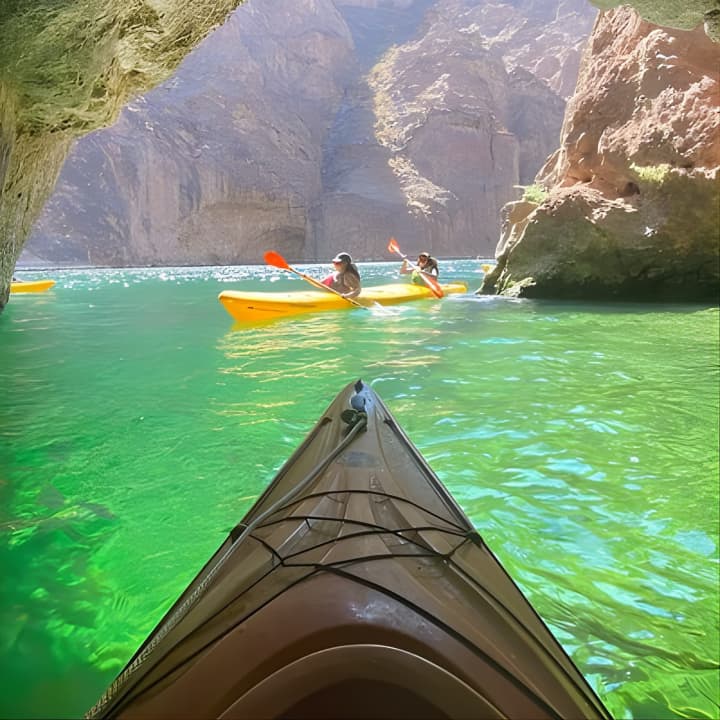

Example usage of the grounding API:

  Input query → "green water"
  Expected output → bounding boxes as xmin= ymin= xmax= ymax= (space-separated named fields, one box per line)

xmin=1 ymin=262 xmax=718 ymax=719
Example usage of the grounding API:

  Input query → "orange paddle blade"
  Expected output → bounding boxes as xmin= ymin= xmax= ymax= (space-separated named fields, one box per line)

xmin=264 ymin=250 xmax=291 ymax=270
xmin=263 ymin=249 xmax=367 ymax=310
xmin=387 ymin=238 xmax=402 ymax=255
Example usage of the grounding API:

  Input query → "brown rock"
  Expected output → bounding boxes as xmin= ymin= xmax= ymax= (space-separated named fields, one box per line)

xmin=486 ymin=6 xmax=720 ymax=302
xmin=543 ymin=7 xmax=720 ymax=195
xmin=0 ymin=0 xmax=244 ymax=309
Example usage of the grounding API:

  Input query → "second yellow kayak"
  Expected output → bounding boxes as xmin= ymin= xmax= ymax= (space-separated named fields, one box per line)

xmin=10 ymin=279 xmax=56 ymax=294
xmin=219 ymin=282 xmax=467 ymax=322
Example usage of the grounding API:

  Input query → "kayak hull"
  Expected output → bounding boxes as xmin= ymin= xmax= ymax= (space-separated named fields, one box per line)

xmin=218 ymin=281 xmax=467 ymax=321
xmin=10 ymin=279 xmax=56 ymax=293
xmin=87 ymin=380 xmax=611 ymax=720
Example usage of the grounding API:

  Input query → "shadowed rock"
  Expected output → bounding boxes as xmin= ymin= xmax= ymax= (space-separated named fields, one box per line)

xmin=0 ymin=0 xmax=245 ymax=310
xmin=2 ymin=0 xmax=717 ymax=310
xmin=23 ymin=0 xmax=590 ymax=267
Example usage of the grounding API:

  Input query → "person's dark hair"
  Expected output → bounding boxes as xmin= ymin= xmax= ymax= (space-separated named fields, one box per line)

xmin=345 ymin=260 xmax=361 ymax=281
xmin=418 ymin=253 xmax=439 ymax=276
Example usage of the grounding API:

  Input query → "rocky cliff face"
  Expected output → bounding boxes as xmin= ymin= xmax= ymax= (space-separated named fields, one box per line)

xmin=482 ymin=6 xmax=720 ymax=301
xmin=315 ymin=5 xmax=568 ymax=261
xmin=0 ymin=0 xmax=244 ymax=309
xmin=466 ymin=0 xmax=595 ymax=99
xmin=3 ymin=0 xmax=715 ymax=309
xmin=24 ymin=0 xmax=355 ymax=267
xmin=22 ymin=0 xmax=594 ymax=267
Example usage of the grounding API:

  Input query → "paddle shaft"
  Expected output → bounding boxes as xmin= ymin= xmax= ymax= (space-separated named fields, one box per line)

xmin=284 ymin=266 xmax=367 ymax=310
xmin=394 ymin=249 xmax=433 ymax=278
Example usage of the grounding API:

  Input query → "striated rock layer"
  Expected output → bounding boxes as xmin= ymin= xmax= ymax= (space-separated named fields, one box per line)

xmin=482 ymin=6 xmax=720 ymax=302
xmin=25 ymin=0 xmax=355 ymax=268
xmin=0 ymin=0 xmax=244 ymax=309
xmin=24 ymin=0 xmax=590 ymax=267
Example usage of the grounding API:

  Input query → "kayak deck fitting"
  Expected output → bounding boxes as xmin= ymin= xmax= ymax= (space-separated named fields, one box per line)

xmin=218 ymin=281 xmax=468 ymax=321
xmin=86 ymin=380 xmax=611 ymax=720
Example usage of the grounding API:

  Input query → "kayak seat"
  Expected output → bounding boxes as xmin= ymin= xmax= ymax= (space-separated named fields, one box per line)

xmin=219 ymin=644 xmax=499 ymax=720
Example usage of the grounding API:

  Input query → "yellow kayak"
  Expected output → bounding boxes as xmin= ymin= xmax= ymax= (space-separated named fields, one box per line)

xmin=218 ymin=282 xmax=467 ymax=321
xmin=10 ymin=279 xmax=56 ymax=294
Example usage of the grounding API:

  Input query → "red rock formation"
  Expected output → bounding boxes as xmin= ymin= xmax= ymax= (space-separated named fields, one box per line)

xmin=485 ymin=6 xmax=720 ymax=301
xmin=544 ymin=6 xmax=719 ymax=194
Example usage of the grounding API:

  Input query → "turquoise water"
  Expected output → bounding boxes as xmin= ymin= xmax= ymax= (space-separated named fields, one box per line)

xmin=1 ymin=261 xmax=718 ymax=719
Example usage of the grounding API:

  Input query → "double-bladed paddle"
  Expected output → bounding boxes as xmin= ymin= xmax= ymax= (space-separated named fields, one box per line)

xmin=387 ymin=238 xmax=444 ymax=298
xmin=264 ymin=251 xmax=368 ymax=310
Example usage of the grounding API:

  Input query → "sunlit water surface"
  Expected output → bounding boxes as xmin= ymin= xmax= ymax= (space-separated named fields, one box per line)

xmin=1 ymin=262 xmax=718 ymax=719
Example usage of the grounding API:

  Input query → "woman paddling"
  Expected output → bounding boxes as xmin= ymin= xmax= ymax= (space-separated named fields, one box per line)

xmin=400 ymin=251 xmax=439 ymax=286
xmin=322 ymin=252 xmax=362 ymax=298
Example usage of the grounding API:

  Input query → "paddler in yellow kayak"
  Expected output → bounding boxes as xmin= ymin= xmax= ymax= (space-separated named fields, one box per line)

xmin=321 ymin=252 xmax=362 ymax=299
xmin=400 ymin=251 xmax=440 ymax=286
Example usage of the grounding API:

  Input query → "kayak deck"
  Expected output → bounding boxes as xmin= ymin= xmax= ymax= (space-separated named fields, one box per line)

xmin=10 ymin=279 xmax=56 ymax=293
xmin=218 ymin=281 xmax=467 ymax=321
xmin=86 ymin=380 xmax=611 ymax=720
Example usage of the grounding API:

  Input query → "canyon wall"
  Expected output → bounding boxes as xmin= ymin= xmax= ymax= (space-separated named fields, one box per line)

xmin=22 ymin=0 xmax=594 ymax=267
xmin=2 ymin=0 xmax=716 ymax=307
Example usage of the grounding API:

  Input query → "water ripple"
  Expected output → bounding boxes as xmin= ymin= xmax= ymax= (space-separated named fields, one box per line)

xmin=1 ymin=264 xmax=717 ymax=719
